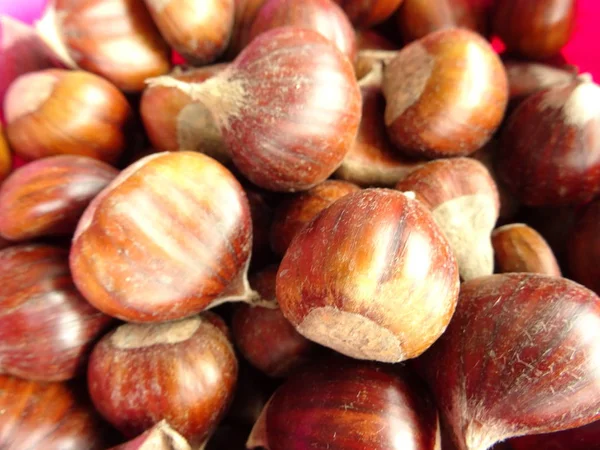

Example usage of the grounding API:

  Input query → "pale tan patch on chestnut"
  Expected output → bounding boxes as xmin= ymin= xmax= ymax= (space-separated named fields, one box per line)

xmin=177 ymin=102 xmax=229 ymax=163
xmin=35 ymin=7 xmax=78 ymax=68
xmin=562 ymin=79 xmax=600 ymax=126
xmin=144 ymin=0 xmax=173 ymax=13
xmin=4 ymin=72 xmax=57 ymax=122
xmin=111 ymin=316 xmax=201 ymax=349
xmin=140 ymin=421 xmax=191 ymax=450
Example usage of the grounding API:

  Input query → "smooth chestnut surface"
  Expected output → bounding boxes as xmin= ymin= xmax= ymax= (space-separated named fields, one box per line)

xmin=248 ymin=0 xmax=357 ymax=61
xmin=277 ymin=188 xmax=459 ymax=363
xmin=492 ymin=223 xmax=561 ymax=276
xmin=396 ymin=157 xmax=500 ymax=280
xmin=149 ymin=27 xmax=362 ymax=192
xmin=232 ymin=266 xmax=316 ymax=377
xmin=4 ymin=69 xmax=131 ymax=164
xmin=383 ymin=28 xmax=508 ymax=159
xmin=248 ymin=360 xmax=440 ymax=450
xmin=396 ymin=0 xmax=488 ymax=43
xmin=270 ymin=179 xmax=360 ymax=256
xmin=0 ymin=375 xmax=107 ymax=449
xmin=568 ymin=199 xmax=600 ymax=294
xmin=44 ymin=0 xmax=172 ymax=92
xmin=70 ymin=152 xmax=252 ymax=323
xmin=0 ymin=245 xmax=112 ymax=381
xmin=333 ymin=0 xmax=405 ymax=28
xmin=497 ymin=77 xmax=600 ymax=206
xmin=420 ymin=273 xmax=600 ymax=450
xmin=88 ymin=313 xmax=238 ymax=446
xmin=492 ymin=0 xmax=576 ymax=59
xmin=110 ymin=421 xmax=191 ymax=450
xmin=140 ymin=64 xmax=230 ymax=163
xmin=510 ymin=419 xmax=600 ymax=450
xmin=143 ymin=0 xmax=234 ymax=64
xmin=227 ymin=0 xmax=268 ymax=57
xmin=0 ymin=156 xmax=118 ymax=241
xmin=0 ymin=124 xmax=11 ymax=182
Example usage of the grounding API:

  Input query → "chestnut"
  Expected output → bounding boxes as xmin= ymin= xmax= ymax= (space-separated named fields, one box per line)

xmin=510 ymin=419 xmax=600 ymax=450
xmin=248 ymin=0 xmax=357 ymax=61
xmin=276 ymin=188 xmax=460 ymax=363
xmin=0 ymin=244 xmax=112 ymax=381
xmin=333 ymin=0 xmax=405 ymax=28
xmin=354 ymin=30 xmax=397 ymax=79
xmin=568 ymin=199 xmax=600 ymax=295
xmin=419 ymin=273 xmax=600 ymax=450
xmin=382 ymin=28 xmax=508 ymax=159
xmin=70 ymin=152 xmax=255 ymax=323
xmin=270 ymin=179 xmax=360 ymax=256
xmin=396 ymin=157 xmax=499 ymax=280
xmin=36 ymin=0 xmax=172 ymax=92
xmin=110 ymin=421 xmax=191 ymax=450
xmin=492 ymin=223 xmax=561 ymax=276
xmin=232 ymin=266 xmax=316 ymax=377
xmin=147 ymin=27 xmax=361 ymax=192
xmin=4 ymin=69 xmax=131 ymax=164
xmin=0 ymin=156 xmax=118 ymax=241
xmin=0 ymin=124 xmax=11 ymax=182
xmin=497 ymin=76 xmax=600 ymax=206
xmin=248 ymin=359 xmax=441 ymax=449
xmin=0 ymin=375 xmax=108 ymax=449
xmin=140 ymin=64 xmax=230 ymax=164
xmin=492 ymin=0 xmax=577 ymax=59
xmin=143 ymin=0 xmax=234 ymax=64
xmin=88 ymin=313 xmax=238 ymax=447
xmin=396 ymin=0 xmax=489 ymax=43
xmin=246 ymin=189 xmax=274 ymax=269
xmin=226 ymin=0 xmax=268 ymax=57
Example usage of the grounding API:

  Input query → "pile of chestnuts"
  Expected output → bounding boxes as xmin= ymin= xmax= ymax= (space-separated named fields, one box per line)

xmin=0 ymin=0 xmax=599 ymax=449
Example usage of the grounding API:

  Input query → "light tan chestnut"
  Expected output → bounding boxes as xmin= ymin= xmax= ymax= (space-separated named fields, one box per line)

xmin=276 ymin=188 xmax=460 ymax=363
xmin=492 ymin=223 xmax=561 ymax=276
xmin=396 ymin=157 xmax=500 ymax=280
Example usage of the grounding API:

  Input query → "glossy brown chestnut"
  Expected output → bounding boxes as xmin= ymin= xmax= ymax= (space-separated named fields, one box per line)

xmin=510 ymin=419 xmax=600 ymax=450
xmin=4 ymin=69 xmax=131 ymax=164
xmin=140 ymin=64 xmax=230 ymax=164
xmin=143 ymin=0 xmax=234 ymax=64
xmin=492 ymin=223 xmax=561 ymax=276
xmin=419 ymin=273 xmax=600 ymax=450
xmin=248 ymin=360 xmax=441 ymax=449
xmin=0 ymin=375 xmax=107 ymax=449
xmin=147 ymin=28 xmax=361 ymax=192
xmin=568 ymin=199 xmax=600 ymax=295
xmin=88 ymin=313 xmax=238 ymax=447
xmin=497 ymin=76 xmax=600 ymax=206
xmin=333 ymin=0 xmax=405 ymax=27
xmin=277 ymin=188 xmax=460 ymax=363
xmin=232 ymin=266 xmax=316 ymax=377
xmin=110 ymin=421 xmax=191 ymax=450
xmin=0 ymin=124 xmax=11 ymax=182
xmin=396 ymin=157 xmax=500 ymax=280
xmin=70 ymin=152 xmax=254 ymax=323
xmin=226 ymin=0 xmax=268 ymax=57
xmin=492 ymin=0 xmax=576 ymax=59
xmin=0 ymin=156 xmax=118 ymax=241
xmin=395 ymin=0 xmax=488 ymax=43
xmin=0 ymin=245 xmax=112 ymax=381
xmin=248 ymin=0 xmax=357 ymax=61
xmin=270 ymin=179 xmax=360 ymax=256
xmin=36 ymin=0 xmax=171 ymax=92
xmin=382 ymin=28 xmax=508 ymax=158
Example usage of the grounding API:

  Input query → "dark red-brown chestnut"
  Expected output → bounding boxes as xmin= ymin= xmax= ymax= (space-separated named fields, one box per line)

xmin=419 ymin=273 xmax=600 ymax=450
xmin=568 ymin=199 xmax=600 ymax=294
xmin=0 ymin=124 xmax=11 ymax=182
xmin=88 ymin=313 xmax=238 ymax=447
xmin=277 ymin=188 xmax=460 ymax=363
xmin=334 ymin=0 xmax=405 ymax=28
xmin=246 ymin=189 xmax=274 ymax=269
xmin=510 ymin=419 xmax=600 ymax=450
xmin=109 ymin=421 xmax=191 ymax=450
xmin=226 ymin=0 xmax=268 ymax=57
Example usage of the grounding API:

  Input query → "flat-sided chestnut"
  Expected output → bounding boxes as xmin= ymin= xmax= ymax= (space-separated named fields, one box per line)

xmin=36 ymin=0 xmax=171 ymax=92
xmin=333 ymin=0 xmax=405 ymax=28
xmin=4 ymin=69 xmax=131 ymax=164
xmin=277 ymin=188 xmax=459 ymax=363
xmin=497 ymin=76 xmax=600 ymax=206
xmin=510 ymin=419 xmax=600 ymax=450
xmin=70 ymin=152 xmax=255 ymax=323
xmin=270 ymin=179 xmax=360 ymax=256
xmin=419 ymin=273 xmax=600 ymax=450
xmin=0 ymin=124 xmax=11 ymax=182
xmin=0 ymin=156 xmax=118 ymax=241
xmin=568 ymin=199 xmax=600 ymax=295
xmin=140 ymin=64 xmax=230 ymax=164
xmin=382 ymin=28 xmax=508 ymax=158
xmin=492 ymin=223 xmax=561 ymax=276
xmin=143 ymin=0 xmax=234 ymax=64
xmin=0 ymin=245 xmax=112 ymax=381
xmin=396 ymin=157 xmax=499 ymax=280
xmin=88 ymin=313 xmax=238 ymax=447
xmin=248 ymin=0 xmax=357 ymax=61
xmin=396 ymin=0 xmax=488 ymax=43
xmin=248 ymin=360 xmax=441 ymax=449
xmin=492 ymin=0 xmax=576 ymax=59
xmin=0 ymin=375 xmax=107 ymax=449
xmin=110 ymin=421 xmax=191 ymax=450
xmin=232 ymin=266 xmax=316 ymax=377
xmin=147 ymin=28 xmax=361 ymax=192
